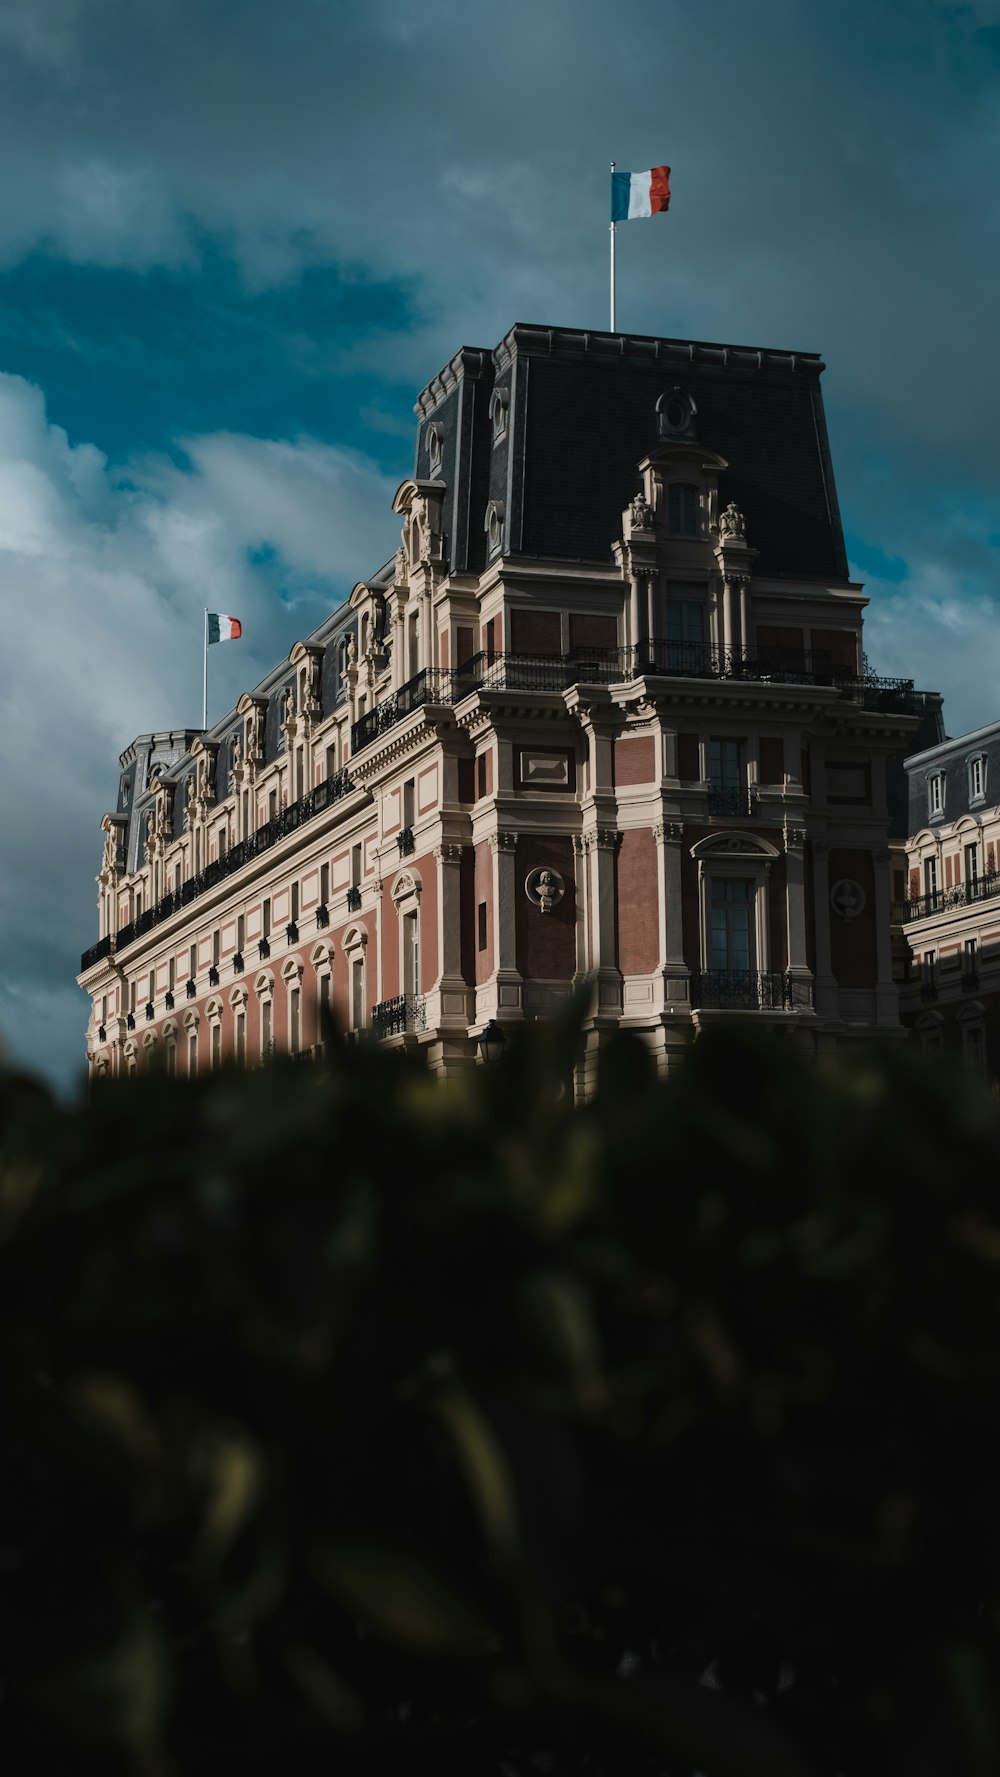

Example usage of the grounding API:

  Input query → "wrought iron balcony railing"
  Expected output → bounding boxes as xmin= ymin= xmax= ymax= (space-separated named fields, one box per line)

xmin=690 ymin=970 xmax=810 ymax=1012
xmin=397 ymin=827 xmax=415 ymax=857
xmin=80 ymin=767 xmax=356 ymax=970
xmin=346 ymin=885 xmax=362 ymax=912
xmin=892 ymin=871 xmax=1000 ymax=925
xmin=707 ymin=786 xmax=754 ymax=817
xmin=371 ymin=994 xmax=427 ymax=1040
xmin=349 ymin=651 xmax=915 ymax=757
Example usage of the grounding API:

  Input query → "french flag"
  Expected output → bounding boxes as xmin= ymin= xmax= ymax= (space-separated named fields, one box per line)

xmin=207 ymin=613 xmax=242 ymax=643
xmin=611 ymin=165 xmax=671 ymax=222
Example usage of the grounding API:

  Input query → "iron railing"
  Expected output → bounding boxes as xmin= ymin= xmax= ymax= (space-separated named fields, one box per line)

xmin=371 ymin=994 xmax=427 ymax=1039
xmin=80 ymin=767 xmax=356 ymax=970
xmin=707 ymin=787 xmax=755 ymax=817
xmin=690 ymin=970 xmax=809 ymax=1011
xmin=892 ymin=872 xmax=1000 ymax=925
xmin=350 ymin=651 xmax=916 ymax=756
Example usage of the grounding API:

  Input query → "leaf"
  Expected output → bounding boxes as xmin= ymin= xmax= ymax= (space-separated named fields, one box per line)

xmin=313 ymin=1543 xmax=492 ymax=1657
xmin=433 ymin=1379 xmax=521 ymax=1566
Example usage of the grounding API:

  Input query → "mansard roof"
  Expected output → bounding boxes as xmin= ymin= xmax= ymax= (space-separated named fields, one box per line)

xmin=412 ymin=321 xmax=848 ymax=582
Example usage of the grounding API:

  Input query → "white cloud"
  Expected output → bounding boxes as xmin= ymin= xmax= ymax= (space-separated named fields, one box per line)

xmin=0 ymin=369 xmax=398 ymax=1090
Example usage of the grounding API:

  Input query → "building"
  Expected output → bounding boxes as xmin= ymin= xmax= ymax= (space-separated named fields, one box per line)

xmin=79 ymin=322 xmax=927 ymax=1088
xmin=895 ymin=719 xmax=1000 ymax=1082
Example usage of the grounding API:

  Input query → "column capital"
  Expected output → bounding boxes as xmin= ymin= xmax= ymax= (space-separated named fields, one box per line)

xmin=435 ymin=843 xmax=464 ymax=865
xmin=490 ymin=829 xmax=519 ymax=854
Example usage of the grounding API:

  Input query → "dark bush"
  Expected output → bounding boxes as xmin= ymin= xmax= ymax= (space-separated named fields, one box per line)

xmin=2 ymin=1005 xmax=1000 ymax=1776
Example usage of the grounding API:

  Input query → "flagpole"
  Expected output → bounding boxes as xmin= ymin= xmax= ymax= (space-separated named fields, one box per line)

xmin=610 ymin=160 xmax=616 ymax=332
xmin=203 ymin=608 xmax=208 ymax=732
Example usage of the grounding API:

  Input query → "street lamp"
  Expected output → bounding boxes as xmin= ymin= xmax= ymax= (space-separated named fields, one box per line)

xmin=477 ymin=1019 xmax=506 ymax=1065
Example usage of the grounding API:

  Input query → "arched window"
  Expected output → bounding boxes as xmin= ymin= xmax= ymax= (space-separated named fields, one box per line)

xmin=183 ymin=1010 xmax=200 ymax=1077
xmin=255 ymin=971 xmax=275 ymax=1061
xmin=283 ymin=958 xmax=305 ymax=1056
xmin=667 ymin=483 xmax=699 ymax=537
xmin=343 ymin=925 xmax=367 ymax=1033
xmin=311 ymin=943 xmax=335 ymax=1049
xmin=163 ymin=1020 xmax=178 ymax=1077
xmin=392 ymin=871 xmax=422 ymax=1001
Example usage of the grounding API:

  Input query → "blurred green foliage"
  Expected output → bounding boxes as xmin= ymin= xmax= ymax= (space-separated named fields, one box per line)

xmin=3 ymin=1004 xmax=1000 ymax=1776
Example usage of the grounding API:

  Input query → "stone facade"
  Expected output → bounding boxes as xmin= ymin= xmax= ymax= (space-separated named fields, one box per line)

xmin=79 ymin=323 xmax=927 ymax=1087
xmin=895 ymin=719 xmax=1000 ymax=1085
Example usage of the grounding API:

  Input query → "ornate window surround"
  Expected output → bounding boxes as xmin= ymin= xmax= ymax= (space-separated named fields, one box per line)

xmin=689 ymin=831 xmax=779 ymax=974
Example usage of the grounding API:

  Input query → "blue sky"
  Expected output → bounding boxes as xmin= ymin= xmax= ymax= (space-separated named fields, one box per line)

xmin=0 ymin=0 xmax=998 ymax=1092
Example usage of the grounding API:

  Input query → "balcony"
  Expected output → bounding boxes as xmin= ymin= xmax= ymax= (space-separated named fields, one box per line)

xmin=371 ymin=994 xmax=426 ymax=1040
xmin=346 ymin=885 xmax=362 ymax=912
xmin=80 ymin=766 xmax=355 ymax=970
xmin=707 ymin=787 xmax=754 ymax=817
xmin=397 ymin=827 xmax=415 ymax=858
xmin=690 ymin=970 xmax=809 ymax=1012
xmin=892 ymin=871 xmax=1000 ymax=925
xmin=349 ymin=650 xmax=915 ymax=757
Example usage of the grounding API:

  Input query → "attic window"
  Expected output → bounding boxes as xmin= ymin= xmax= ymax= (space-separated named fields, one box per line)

xmin=485 ymin=500 xmax=505 ymax=557
xmin=427 ymin=423 xmax=444 ymax=477
xmin=489 ymin=386 xmax=509 ymax=444
xmin=668 ymin=483 xmax=699 ymax=536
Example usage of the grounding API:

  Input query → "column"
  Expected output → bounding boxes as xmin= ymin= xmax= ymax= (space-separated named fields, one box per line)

xmin=783 ymin=825 xmax=812 ymax=1009
xmin=489 ymin=829 xmax=522 ymax=1018
xmin=655 ymin=820 xmax=689 ymax=1007
xmin=589 ymin=829 xmax=621 ymax=1014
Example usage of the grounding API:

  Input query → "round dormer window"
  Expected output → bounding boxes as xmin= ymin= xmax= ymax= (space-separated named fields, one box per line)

xmin=656 ymin=386 xmax=697 ymax=440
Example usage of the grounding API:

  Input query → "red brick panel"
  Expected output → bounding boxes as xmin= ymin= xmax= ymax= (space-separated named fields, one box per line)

xmin=511 ymin=609 xmax=562 ymax=655
xmin=515 ymin=836 xmax=576 ymax=980
xmin=828 ymin=849 xmax=877 ymax=988
xmin=677 ymin=733 xmax=700 ymax=781
xmin=617 ymin=828 xmax=658 ymax=974
xmin=569 ymin=613 xmax=618 ymax=651
xmin=767 ymin=854 xmax=789 ymax=972
xmin=614 ymin=735 xmax=656 ymax=786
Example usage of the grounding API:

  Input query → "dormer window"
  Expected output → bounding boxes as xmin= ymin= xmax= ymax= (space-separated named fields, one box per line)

xmin=927 ymin=770 xmax=945 ymax=820
xmin=968 ymin=753 xmax=987 ymax=805
xmin=485 ymin=500 xmax=505 ymax=557
xmin=427 ymin=423 xmax=444 ymax=477
xmin=489 ymin=386 xmax=509 ymax=445
xmin=656 ymin=387 xmax=697 ymax=439
xmin=668 ymin=483 xmax=699 ymax=536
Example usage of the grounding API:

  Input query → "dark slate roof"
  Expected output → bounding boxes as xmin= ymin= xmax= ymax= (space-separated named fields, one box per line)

xmin=414 ymin=323 xmax=849 ymax=581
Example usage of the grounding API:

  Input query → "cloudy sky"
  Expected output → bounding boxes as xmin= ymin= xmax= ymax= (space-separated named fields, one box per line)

xmin=1 ymin=0 xmax=997 ymax=1092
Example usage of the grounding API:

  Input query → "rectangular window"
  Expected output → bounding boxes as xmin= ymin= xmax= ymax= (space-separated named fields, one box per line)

xmin=212 ymin=930 xmax=220 ymax=966
xmin=166 ymin=1042 xmax=176 ymax=1078
xmin=351 ymin=843 xmax=362 ymax=888
xmin=710 ymin=878 xmax=753 ymax=973
xmin=237 ymin=914 xmax=245 ymax=951
xmin=320 ymin=863 xmax=330 ymax=904
xmin=478 ymin=902 xmax=488 ymax=951
xmin=189 ymin=943 xmax=197 ymax=980
xmin=211 ymin=1023 xmax=221 ymax=1071
xmin=709 ymin=739 xmax=742 ymax=791
xmin=477 ymin=753 xmax=488 ymax=800
xmin=235 ymin=1011 xmax=246 ymax=1066
xmin=402 ymin=911 xmax=419 ymax=997
xmin=262 ymin=898 xmax=271 ymax=940
xmin=148 ymin=970 xmax=155 ymax=1003
xmin=924 ymin=857 xmax=939 ymax=903
xmin=969 ymin=756 xmax=986 ymax=802
xmin=667 ymin=483 xmax=698 ymax=536
xmin=667 ymin=600 xmax=705 ymax=646
xmin=966 ymin=843 xmax=980 ymax=892
xmin=403 ymin=778 xmax=415 ymax=828
xmin=291 ymin=882 xmax=300 ymax=923
xmin=268 ymin=787 xmax=278 ymax=821
xmin=217 ymin=822 xmax=227 ymax=861
xmin=168 ymin=957 xmax=175 ymax=992
xmin=188 ymin=1030 xmax=198 ymax=1075
xmin=262 ymin=999 xmax=272 ymax=1056
xmin=289 ymin=987 xmax=300 ymax=1054
xmin=928 ymin=772 xmax=944 ymax=817
xmin=351 ymin=958 xmax=365 ymax=1031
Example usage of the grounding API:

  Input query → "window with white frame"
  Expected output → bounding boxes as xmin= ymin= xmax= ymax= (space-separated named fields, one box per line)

xmin=965 ymin=841 xmax=980 ymax=892
xmin=927 ymin=771 xmax=945 ymax=819
xmin=184 ymin=1011 xmax=199 ymax=1076
xmin=311 ymin=943 xmax=334 ymax=1046
xmin=283 ymin=959 xmax=304 ymax=1054
xmin=923 ymin=856 xmax=938 ymax=903
xmin=343 ymin=926 xmax=367 ymax=1032
xmin=230 ymin=988 xmax=248 ymax=1066
xmin=255 ymin=972 xmax=274 ymax=1059
xmin=206 ymin=1000 xmax=222 ymax=1070
xmin=392 ymin=871 xmax=421 ymax=1002
xmin=691 ymin=832 xmax=777 ymax=991
xmin=968 ymin=754 xmax=987 ymax=805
